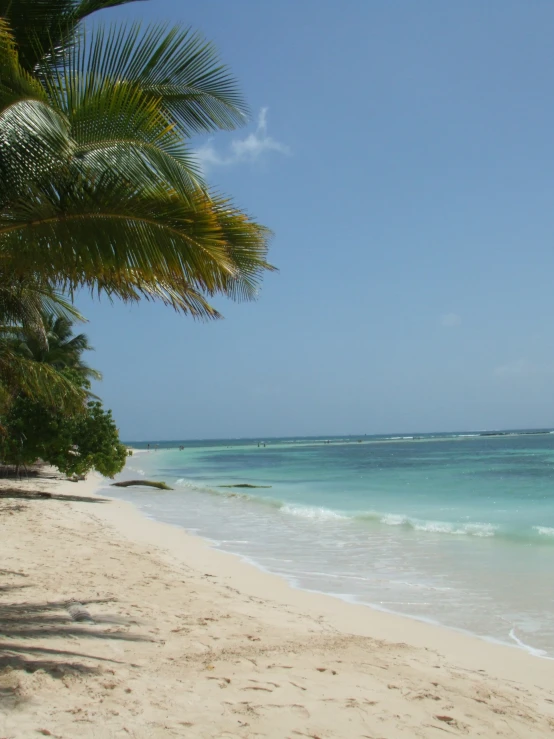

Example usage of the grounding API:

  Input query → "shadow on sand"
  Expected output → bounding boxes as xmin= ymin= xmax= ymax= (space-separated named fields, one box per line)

xmin=0 ymin=481 xmax=137 ymax=711
xmin=0 ymin=488 xmax=108 ymax=504
xmin=0 ymin=590 xmax=151 ymax=707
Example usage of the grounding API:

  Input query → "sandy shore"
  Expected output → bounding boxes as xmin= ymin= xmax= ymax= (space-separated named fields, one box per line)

xmin=1 ymin=471 xmax=554 ymax=738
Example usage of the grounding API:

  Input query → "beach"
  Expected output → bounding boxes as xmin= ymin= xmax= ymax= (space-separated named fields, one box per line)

xmin=1 ymin=471 xmax=553 ymax=738
xmin=119 ymin=437 xmax=554 ymax=657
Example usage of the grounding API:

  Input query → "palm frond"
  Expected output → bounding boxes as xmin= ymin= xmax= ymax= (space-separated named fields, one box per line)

xmin=36 ymin=288 xmax=85 ymax=323
xmin=0 ymin=280 xmax=84 ymax=326
xmin=5 ymin=312 xmax=102 ymax=386
xmin=0 ymin=168 xmax=273 ymax=316
xmin=0 ymin=0 xmax=142 ymax=72
xmin=0 ymin=18 xmax=71 ymax=196
xmin=51 ymin=23 xmax=248 ymax=136
xmin=0 ymin=347 xmax=86 ymax=410
xmin=95 ymin=274 xmax=223 ymax=319
xmin=0 ymin=3 xmax=273 ymax=324
xmin=73 ymin=0 xmax=143 ymax=17
xmin=209 ymin=197 xmax=276 ymax=301
xmin=0 ymin=1 xmax=73 ymax=71
xmin=0 ymin=282 xmax=45 ymax=332
xmin=0 ymin=17 xmax=46 ymax=106
xmin=44 ymin=64 xmax=206 ymax=198
xmin=0 ymin=278 xmax=84 ymax=351
xmin=0 ymin=99 xmax=71 ymax=200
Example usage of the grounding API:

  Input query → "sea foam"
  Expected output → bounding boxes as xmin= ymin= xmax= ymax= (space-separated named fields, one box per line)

xmin=281 ymin=504 xmax=348 ymax=521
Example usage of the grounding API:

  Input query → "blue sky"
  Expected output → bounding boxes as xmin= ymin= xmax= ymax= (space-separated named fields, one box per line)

xmin=79 ymin=0 xmax=554 ymax=440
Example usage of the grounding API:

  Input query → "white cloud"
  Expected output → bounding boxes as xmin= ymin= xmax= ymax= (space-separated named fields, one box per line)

xmin=493 ymin=359 xmax=554 ymax=377
xmin=195 ymin=107 xmax=289 ymax=171
xmin=440 ymin=313 xmax=462 ymax=328
xmin=494 ymin=359 xmax=532 ymax=377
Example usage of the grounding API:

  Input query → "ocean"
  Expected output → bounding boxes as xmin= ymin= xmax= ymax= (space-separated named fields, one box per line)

xmin=105 ymin=431 xmax=554 ymax=658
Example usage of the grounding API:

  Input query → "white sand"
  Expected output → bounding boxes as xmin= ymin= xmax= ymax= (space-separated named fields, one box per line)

xmin=1 ymin=469 xmax=553 ymax=738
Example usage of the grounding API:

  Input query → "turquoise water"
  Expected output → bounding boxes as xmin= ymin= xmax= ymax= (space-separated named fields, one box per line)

xmin=106 ymin=432 xmax=554 ymax=657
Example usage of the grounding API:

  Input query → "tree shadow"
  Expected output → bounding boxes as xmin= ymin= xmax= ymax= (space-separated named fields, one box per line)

xmin=0 ymin=569 xmax=29 ymax=577
xmin=0 ymin=596 xmax=152 ymax=708
xmin=0 ymin=570 xmax=30 ymax=593
xmin=0 ymin=584 xmax=30 ymax=593
xmin=0 ymin=463 xmax=47 ymax=479
xmin=0 ymin=489 xmax=108 ymax=503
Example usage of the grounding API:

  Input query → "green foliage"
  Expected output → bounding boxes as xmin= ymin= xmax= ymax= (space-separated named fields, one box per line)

xmin=9 ymin=314 xmax=102 ymax=382
xmin=0 ymin=1 xmax=272 ymax=472
xmin=2 ymin=394 xmax=127 ymax=477
xmin=0 ymin=2 xmax=273 ymax=321
xmin=58 ymin=400 xmax=127 ymax=477
xmin=0 ymin=350 xmax=86 ymax=416
xmin=0 ymin=304 xmax=91 ymax=416
xmin=0 ymin=316 xmax=125 ymax=478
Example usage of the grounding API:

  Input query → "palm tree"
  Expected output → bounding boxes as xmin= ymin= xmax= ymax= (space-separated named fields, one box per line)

xmin=0 ymin=0 xmax=274 ymax=417
xmin=0 ymin=279 xmax=78 ymax=332
xmin=9 ymin=314 xmax=102 ymax=384
xmin=0 ymin=0 xmax=274 ymax=320
xmin=0 ymin=282 xmax=88 ymax=414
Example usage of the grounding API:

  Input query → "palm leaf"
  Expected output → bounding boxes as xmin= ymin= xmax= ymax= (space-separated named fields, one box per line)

xmin=210 ymin=198 xmax=276 ymax=301
xmin=49 ymin=22 xmax=248 ymax=136
xmin=0 ymin=99 xmax=71 ymax=200
xmin=0 ymin=17 xmax=46 ymax=106
xmin=0 ymin=2 xmax=273 ymax=322
xmin=94 ymin=275 xmax=222 ymax=319
xmin=0 ymin=347 xmax=86 ymax=410
xmin=11 ymin=313 xmax=103 ymax=382
xmin=0 ymin=166 xmax=273 ymax=316
xmin=44 ymin=63 xmax=206 ymax=199
xmin=0 ymin=18 xmax=71 ymax=196
xmin=0 ymin=279 xmax=84 ymax=349
xmin=0 ymin=0 xmax=142 ymax=72
xmin=0 ymin=1 xmax=74 ymax=72
xmin=73 ymin=0 xmax=144 ymax=17
xmin=34 ymin=287 xmax=85 ymax=323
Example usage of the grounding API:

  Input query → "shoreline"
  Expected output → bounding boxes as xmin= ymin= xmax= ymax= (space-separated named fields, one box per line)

xmin=1 ymin=470 xmax=554 ymax=737
xmin=94 ymin=477 xmax=554 ymax=683
xmin=118 ymin=471 xmax=549 ymax=661
xmin=120 ymin=451 xmax=554 ymax=659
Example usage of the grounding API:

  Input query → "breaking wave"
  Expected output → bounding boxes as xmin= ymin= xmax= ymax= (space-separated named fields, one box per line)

xmin=170 ymin=478 xmax=553 ymax=544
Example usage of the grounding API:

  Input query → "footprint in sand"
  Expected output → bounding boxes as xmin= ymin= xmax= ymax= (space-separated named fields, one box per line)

xmin=267 ymin=704 xmax=310 ymax=719
xmin=207 ymin=676 xmax=231 ymax=688
xmin=241 ymin=686 xmax=273 ymax=692
xmin=409 ymin=691 xmax=442 ymax=701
